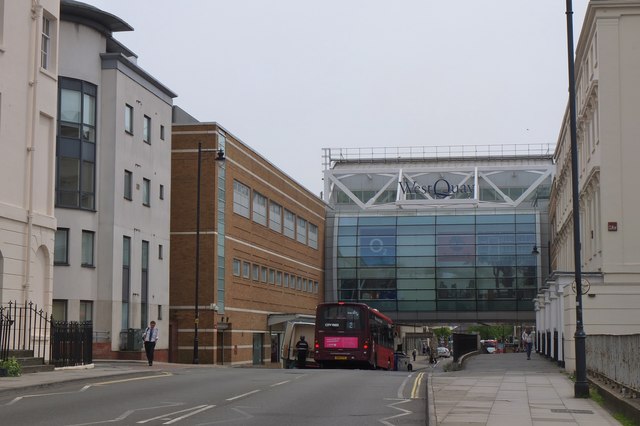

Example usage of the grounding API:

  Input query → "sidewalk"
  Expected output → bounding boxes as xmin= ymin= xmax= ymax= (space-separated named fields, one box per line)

xmin=428 ymin=352 xmax=619 ymax=425
xmin=0 ymin=361 xmax=160 ymax=397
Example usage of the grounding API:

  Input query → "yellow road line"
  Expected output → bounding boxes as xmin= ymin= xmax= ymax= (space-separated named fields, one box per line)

xmin=411 ymin=372 xmax=424 ymax=399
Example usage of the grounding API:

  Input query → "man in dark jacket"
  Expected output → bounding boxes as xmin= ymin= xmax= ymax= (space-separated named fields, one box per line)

xmin=295 ymin=336 xmax=309 ymax=368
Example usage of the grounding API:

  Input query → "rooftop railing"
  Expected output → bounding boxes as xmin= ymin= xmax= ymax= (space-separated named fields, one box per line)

xmin=323 ymin=144 xmax=555 ymax=169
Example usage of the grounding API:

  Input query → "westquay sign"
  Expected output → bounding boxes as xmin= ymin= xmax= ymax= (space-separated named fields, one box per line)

xmin=399 ymin=178 xmax=474 ymax=199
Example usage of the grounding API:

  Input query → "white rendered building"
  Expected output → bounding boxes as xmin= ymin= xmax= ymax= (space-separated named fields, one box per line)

xmin=540 ymin=0 xmax=640 ymax=375
xmin=0 ymin=0 xmax=60 ymax=311
xmin=54 ymin=1 xmax=176 ymax=359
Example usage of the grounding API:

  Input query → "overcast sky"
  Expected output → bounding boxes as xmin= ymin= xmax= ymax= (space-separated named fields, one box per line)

xmin=86 ymin=0 xmax=589 ymax=196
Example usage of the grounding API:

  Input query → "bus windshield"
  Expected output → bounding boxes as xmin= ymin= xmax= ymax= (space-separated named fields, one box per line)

xmin=317 ymin=305 xmax=364 ymax=331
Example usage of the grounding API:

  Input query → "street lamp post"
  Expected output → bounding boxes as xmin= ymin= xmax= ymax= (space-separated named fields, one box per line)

xmin=565 ymin=0 xmax=589 ymax=398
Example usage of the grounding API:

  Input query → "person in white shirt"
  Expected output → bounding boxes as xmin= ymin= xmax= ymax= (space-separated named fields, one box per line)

xmin=522 ymin=327 xmax=533 ymax=360
xmin=143 ymin=321 xmax=159 ymax=366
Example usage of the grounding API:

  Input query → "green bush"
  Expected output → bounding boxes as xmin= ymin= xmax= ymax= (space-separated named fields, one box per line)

xmin=1 ymin=357 xmax=22 ymax=377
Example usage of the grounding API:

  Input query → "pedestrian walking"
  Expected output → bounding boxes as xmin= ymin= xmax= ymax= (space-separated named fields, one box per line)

xmin=142 ymin=321 xmax=159 ymax=366
xmin=521 ymin=327 xmax=533 ymax=360
xmin=412 ymin=348 xmax=417 ymax=361
xmin=295 ymin=335 xmax=309 ymax=368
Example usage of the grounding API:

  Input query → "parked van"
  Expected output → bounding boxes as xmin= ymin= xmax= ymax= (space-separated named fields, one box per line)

xmin=281 ymin=320 xmax=315 ymax=368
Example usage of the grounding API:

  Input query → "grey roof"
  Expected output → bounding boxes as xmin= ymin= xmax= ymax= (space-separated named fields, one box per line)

xmin=61 ymin=0 xmax=133 ymax=34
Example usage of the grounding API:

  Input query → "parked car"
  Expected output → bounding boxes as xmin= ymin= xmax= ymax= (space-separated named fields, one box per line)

xmin=436 ymin=347 xmax=450 ymax=358
xmin=394 ymin=352 xmax=413 ymax=371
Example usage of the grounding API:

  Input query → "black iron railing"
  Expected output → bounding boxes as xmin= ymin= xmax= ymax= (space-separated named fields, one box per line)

xmin=0 ymin=301 xmax=50 ymax=362
xmin=50 ymin=321 xmax=93 ymax=367
xmin=0 ymin=301 xmax=93 ymax=367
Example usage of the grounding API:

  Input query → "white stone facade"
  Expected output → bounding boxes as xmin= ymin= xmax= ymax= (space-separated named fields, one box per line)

xmin=542 ymin=0 xmax=640 ymax=373
xmin=0 ymin=0 xmax=60 ymax=311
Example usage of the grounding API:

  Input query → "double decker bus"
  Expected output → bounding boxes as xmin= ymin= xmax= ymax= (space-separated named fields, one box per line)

xmin=313 ymin=302 xmax=395 ymax=369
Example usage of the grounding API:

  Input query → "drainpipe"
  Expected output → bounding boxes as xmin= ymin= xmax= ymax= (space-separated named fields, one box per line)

xmin=23 ymin=1 xmax=43 ymax=304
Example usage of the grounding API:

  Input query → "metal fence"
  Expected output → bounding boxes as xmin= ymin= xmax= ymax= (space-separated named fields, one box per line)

xmin=586 ymin=334 xmax=640 ymax=394
xmin=0 ymin=301 xmax=51 ymax=362
xmin=50 ymin=321 xmax=93 ymax=367
xmin=0 ymin=301 xmax=93 ymax=367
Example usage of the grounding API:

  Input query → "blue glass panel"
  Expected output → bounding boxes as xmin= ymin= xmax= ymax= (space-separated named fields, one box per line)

xmin=358 ymin=256 xmax=396 ymax=267
xmin=397 ymin=225 xmax=435 ymax=235
xmin=436 ymin=268 xmax=475 ymax=279
xmin=337 ymin=246 xmax=356 ymax=257
xmin=397 ymin=256 xmax=435 ymax=267
xmin=338 ymin=217 xmax=358 ymax=226
xmin=397 ymin=300 xmax=437 ymax=312
xmin=359 ymin=216 xmax=396 ymax=226
xmin=397 ymin=246 xmax=435 ymax=256
xmin=516 ymin=223 xmax=536 ymax=233
xmin=358 ymin=235 xmax=395 ymax=257
xmin=396 ymin=279 xmax=436 ymax=290
xmin=337 ymin=258 xmax=357 ymax=268
xmin=397 ymin=235 xmax=435 ymax=245
xmin=476 ymin=214 xmax=515 ymax=224
xmin=396 ymin=268 xmax=435 ymax=279
xmin=477 ymin=223 xmax=515 ymax=233
xmin=437 ymin=215 xmax=474 ymax=225
xmin=358 ymin=226 xmax=396 ymax=236
xmin=515 ymin=214 xmax=536 ymax=223
xmin=436 ymin=224 xmax=475 ymax=234
xmin=337 ymin=236 xmax=357 ymax=246
xmin=337 ymin=269 xmax=357 ymax=279
xmin=516 ymin=234 xmax=536 ymax=244
xmin=338 ymin=226 xmax=358 ymax=236
xmin=397 ymin=216 xmax=435 ymax=225
xmin=358 ymin=268 xmax=396 ymax=279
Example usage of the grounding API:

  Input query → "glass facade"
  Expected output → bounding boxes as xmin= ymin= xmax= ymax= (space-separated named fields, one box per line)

xmin=335 ymin=213 xmax=538 ymax=315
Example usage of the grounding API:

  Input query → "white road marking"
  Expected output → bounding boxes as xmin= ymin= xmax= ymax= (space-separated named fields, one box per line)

xmin=270 ymin=380 xmax=290 ymax=387
xmin=6 ymin=384 xmax=92 ymax=405
xmin=137 ymin=405 xmax=209 ymax=424
xmin=163 ymin=405 xmax=215 ymax=424
xmin=378 ymin=399 xmax=412 ymax=425
xmin=66 ymin=403 xmax=183 ymax=426
xmin=225 ymin=389 xmax=260 ymax=401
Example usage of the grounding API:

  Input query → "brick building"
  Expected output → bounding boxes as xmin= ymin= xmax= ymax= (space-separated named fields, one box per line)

xmin=170 ymin=111 xmax=325 ymax=365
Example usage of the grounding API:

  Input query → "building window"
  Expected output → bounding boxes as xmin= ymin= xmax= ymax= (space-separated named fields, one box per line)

xmin=142 ymin=178 xmax=150 ymax=206
xmin=242 ymin=261 xmax=250 ymax=279
xmin=41 ymin=15 xmax=52 ymax=70
xmin=269 ymin=269 xmax=275 ymax=285
xmin=252 ymin=264 xmax=260 ymax=281
xmin=56 ymin=78 xmax=97 ymax=210
xmin=160 ymin=125 xmax=165 ymax=141
xmin=80 ymin=300 xmax=93 ymax=323
xmin=297 ymin=217 xmax=307 ymax=244
xmin=122 ymin=236 xmax=131 ymax=330
xmin=276 ymin=271 xmax=282 ymax=286
xmin=125 ymin=104 xmax=133 ymax=134
xmin=284 ymin=273 xmax=289 ymax=288
xmin=52 ymin=299 xmax=67 ymax=322
xmin=308 ymin=223 xmax=318 ymax=249
xmin=252 ymin=191 xmax=267 ymax=226
xmin=81 ymin=230 xmax=95 ymax=267
xmin=157 ymin=305 xmax=163 ymax=321
xmin=124 ymin=170 xmax=132 ymax=200
xmin=261 ymin=266 xmax=268 ymax=283
xmin=141 ymin=240 xmax=149 ymax=327
xmin=143 ymin=115 xmax=151 ymax=144
xmin=158 ymin=244 xmax=163 ymax=260
xmin=269 ymin=201 xmax=282 ymax=233
xmin=284 ymin=209 xmax=295 ymax=239
xmin=159 ymin=184 xmax=164 ymax=200
xmin=233 ymin=180 xmax=250 ymax=218
xmin=233 ymin=259 xmax=241 ymax=276
xmin=54 ymin=228 xmax=69 ymax=265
